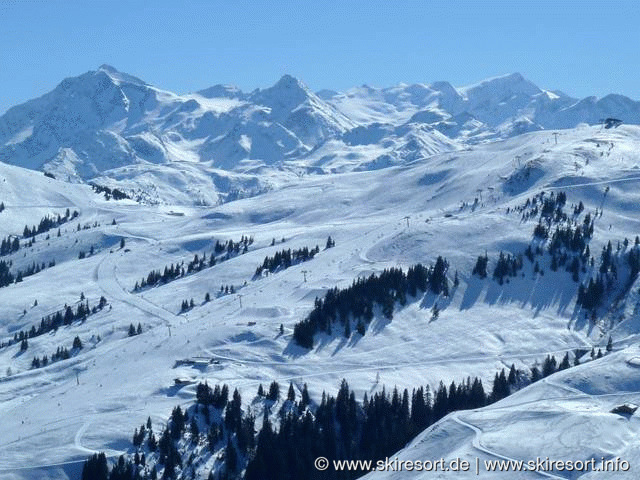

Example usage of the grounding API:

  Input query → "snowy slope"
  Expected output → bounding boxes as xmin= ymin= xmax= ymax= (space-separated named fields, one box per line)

xmin=365 ymin=346 xmax=640 ymax=480
xmin=2 ymin=123 xmax=640 ymax=478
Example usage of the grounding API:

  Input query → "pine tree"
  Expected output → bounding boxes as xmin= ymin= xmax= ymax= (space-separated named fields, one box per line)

xmin=267 ymin=381 xmax=280 ymax=401
xmin=81 ymin=452 xmax=109 ymax=480
xmin=325 ymin=236 xmax=335 ymax=249
xmin=472 ymin=253 xmax=489 ymax=278
xmin=287 ymin=382 xmax=296 ymax=402
xmin=148 ymin=432 xmax=157 ymax=451
xmin=507 ymin=364 xmax=517 ymax=385
xmin=558 ymin=353 xmax=571 ymax=370
xmin=542 ymin=355 xmax=557 ymax=377
xmin=530 ymin=366 xmax=541 ymax=382
xmin=490 ymin=369 xmax=510 ymax=401
xmin=606 ymin=336 xmax=613 ymax=352
xmin=190 ymin=416 xmax=199 ymax=439
xmin=301 ymin=383 xmax=310 ymax=408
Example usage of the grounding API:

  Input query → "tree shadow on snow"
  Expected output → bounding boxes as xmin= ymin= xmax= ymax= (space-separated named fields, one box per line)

xmin=460 ymin=272 xmax=577 ymax=319
xmin=419 ymin=289 xmax=454 ymax=316
xmin=282 ymin=339 xmax=314 ymax=359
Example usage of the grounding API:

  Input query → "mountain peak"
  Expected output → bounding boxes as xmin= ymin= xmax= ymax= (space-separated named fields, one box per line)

xmin=96 ymin=64 xmax=148 ymax=87
xmin=98 ymin=63 xmax=120 ymax=74
xmin=275 ymin=74 xmax=306 ymax=88
xmin=461 ymin=72 xmax=541 ymax=97
xmin=250 ymin=74 xmax=313 ymax=114
xmin=504 ymin=72 xmax=525 ymax=81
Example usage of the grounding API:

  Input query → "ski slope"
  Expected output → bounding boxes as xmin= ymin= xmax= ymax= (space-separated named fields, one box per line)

xmin=1 ymin=125 xmax=640 ymax=478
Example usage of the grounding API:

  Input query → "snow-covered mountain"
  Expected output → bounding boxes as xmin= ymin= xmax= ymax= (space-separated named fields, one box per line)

xmin=4 ymin=68 xmax=640 ymax=480
xmin=2 ymin=67 xmax=640 ymax=207
xmin=0 ymin=66 xmax=353 ymax=174
xmin=324 ymin=72 xmax=640 ymax=139
xmin=0 ymin=66 xmax=354 ymax=203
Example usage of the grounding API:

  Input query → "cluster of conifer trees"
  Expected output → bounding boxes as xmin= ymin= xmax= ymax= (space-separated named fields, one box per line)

xmin=22 ymin=209 xmax=79 ymax=238
xmin=0 ymin=209 xmax=78 ymax=258
xmin=134 ymin=237 xmax=253 ymax=291
xmin=509 ymin=190 xmax=568 ymax=222
xmin=30 ymin=336 xmax=83 ymax=369
xmin=79 ymin=332 xmax=620 ymax=480
xmin=0 ymin=235 xmax=20 ymax=256
xmin=254 ymin=245 xmax=320 ymax=277
xmin=492 ymin=252 xmax=524 ymax=284
xmin=82 ymin=352 xmax=582 ymax=480
xmin=0 ymin=259 xmax=15 ymax=287
xmin=576 ymin=239 xmax=640 ymax=311
xmin=128 ymin=323 xmax=143 ymax=336
xmin=478 ymin=190 xmax=640 ymax=315
xmin=179 ymin=298 xmax=196 ymax=313
xmin=90 ymin=183 xmax=131 ymax=200
xmin=179 ymin=285 xmax=239 ymax=313
xmin=0 ymin=258 xmax=57 ymax=289
xmin=293 ymin=257 xmax=450 ymax=348
xmin=0 ymin=296 xmax=107 ymax=349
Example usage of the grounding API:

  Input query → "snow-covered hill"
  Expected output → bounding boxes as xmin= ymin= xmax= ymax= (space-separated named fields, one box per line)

xmin=2 ymin=121 xmax=640 ymax=479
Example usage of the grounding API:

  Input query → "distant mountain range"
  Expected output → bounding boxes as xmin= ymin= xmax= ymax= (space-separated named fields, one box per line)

xmin=1 ymin=66 xmax=639 ymax=203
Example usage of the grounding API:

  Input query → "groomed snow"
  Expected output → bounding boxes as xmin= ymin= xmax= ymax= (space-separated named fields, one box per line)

xmin=1 ymin=126 xmax=640 ymax=478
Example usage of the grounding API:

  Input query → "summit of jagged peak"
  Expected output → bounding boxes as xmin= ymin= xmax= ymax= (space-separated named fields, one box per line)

xmin=461 ymin=72 xmax=542 ymax=98
xmin=254 ymin=74 xmax=312 ymax=101
xmin=273 ymin=73 xmax=308 ymax=90
xmin=249 ymin=74 xmax=318 ymax=118
xmin=96 ymin=64 xmax=149 ymax=87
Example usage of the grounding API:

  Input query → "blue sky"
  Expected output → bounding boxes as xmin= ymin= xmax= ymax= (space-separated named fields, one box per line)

xmin=1 ymin=0 xmax=639 ymax=114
